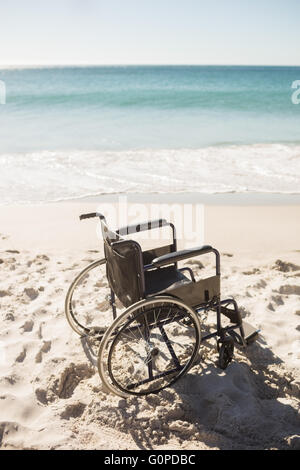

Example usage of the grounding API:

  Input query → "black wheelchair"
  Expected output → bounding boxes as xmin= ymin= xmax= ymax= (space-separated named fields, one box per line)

xmin=65 ymin=212 xmax=259 ymax=397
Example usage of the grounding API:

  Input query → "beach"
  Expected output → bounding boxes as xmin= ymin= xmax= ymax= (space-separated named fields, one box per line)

xmin=1 ymin=0 xmax=300 ymax=452
xmin=0 ymin=197 xmax=299 ymax=450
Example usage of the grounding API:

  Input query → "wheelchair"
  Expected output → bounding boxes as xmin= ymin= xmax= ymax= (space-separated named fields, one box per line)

xmin=65 ymin=212 xmax=259 ymax=398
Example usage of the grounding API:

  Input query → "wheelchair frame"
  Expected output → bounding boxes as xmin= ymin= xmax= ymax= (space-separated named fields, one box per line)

xmin=65 ymin=211 xmax=259 ymax=397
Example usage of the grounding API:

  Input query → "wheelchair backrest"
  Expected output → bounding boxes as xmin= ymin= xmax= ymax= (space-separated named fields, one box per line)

xmin=100 ymin=218 xmax=145 ymax=307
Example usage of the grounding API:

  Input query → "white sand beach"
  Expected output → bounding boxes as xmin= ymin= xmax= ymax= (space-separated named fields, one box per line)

xmin=0 ymin=201 xmax=299 ymax=450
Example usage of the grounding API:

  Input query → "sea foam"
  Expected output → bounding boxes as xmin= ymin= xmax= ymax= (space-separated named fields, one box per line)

xmin=1 ymin=143 xmax=299 ymax=203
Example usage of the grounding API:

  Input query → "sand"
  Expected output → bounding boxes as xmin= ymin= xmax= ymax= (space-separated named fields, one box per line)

xmin=0 ymin=201 xmax=299 ymax=450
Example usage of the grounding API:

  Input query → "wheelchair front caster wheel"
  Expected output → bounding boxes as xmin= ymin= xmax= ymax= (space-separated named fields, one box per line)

xmin=218 ymin=338 xmax=234 ymax=370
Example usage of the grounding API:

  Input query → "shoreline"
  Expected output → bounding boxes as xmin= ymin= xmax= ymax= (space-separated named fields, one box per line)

xmin=69 ymin=191 xmax=300 ymax=206
xmin=2 ymin=191 xmax=300 ymax=207
xmin=1 ymin=143 xmax=300 ymax=202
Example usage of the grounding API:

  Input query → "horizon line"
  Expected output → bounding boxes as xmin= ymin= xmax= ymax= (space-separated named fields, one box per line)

xmin=1 ymin=63 xmax=300 ymax=69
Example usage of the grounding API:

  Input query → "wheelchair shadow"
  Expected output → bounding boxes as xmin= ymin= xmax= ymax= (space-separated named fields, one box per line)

xmin=171 ymin=334 xmax=299 ymax=449
xmin=80 ymin=336 xmax=99 ymax=367
xmin=80 ymin=332 xmax=299 ymax=450
xmin=80 ymin=336 xmax=157 ymax=449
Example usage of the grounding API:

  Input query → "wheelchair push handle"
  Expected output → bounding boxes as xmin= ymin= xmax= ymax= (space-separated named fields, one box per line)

xmin=79 ymin=212 xmax=106 ymax=221
xmin=79 ymin=212 xmax=97 ymax=220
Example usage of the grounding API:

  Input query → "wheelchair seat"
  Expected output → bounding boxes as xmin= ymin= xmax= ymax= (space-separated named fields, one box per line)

xmin=145 ymin=266 xmax=191 ymax=296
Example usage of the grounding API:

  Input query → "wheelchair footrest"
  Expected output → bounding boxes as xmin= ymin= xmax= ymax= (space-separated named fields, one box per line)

xmin=243 ymin=321 xmax=260 ymax=345
xmin=229 ymin=321 xmax=260 ymax=346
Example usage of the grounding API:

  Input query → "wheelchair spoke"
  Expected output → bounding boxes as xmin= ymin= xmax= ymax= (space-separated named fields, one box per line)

xmin=158 ymin=324 xmax=181 ymax=370
xmin=143 ymin=315 xmax=154 ymax=380
xmin=126 ymin=365 xmax=183 ymax=391
xmin=65 ymin=258 xmax=122 ymax=336
xmin=102 ymin=299 xmax=200 ymax=396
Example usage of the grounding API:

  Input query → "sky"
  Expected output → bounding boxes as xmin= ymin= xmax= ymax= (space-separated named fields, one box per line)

xmin=0 ymin=0 xmax=300 ymax=66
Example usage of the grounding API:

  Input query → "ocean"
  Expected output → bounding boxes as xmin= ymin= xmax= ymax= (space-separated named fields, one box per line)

xmin=0 ymin=65 xmax=299 ymax=203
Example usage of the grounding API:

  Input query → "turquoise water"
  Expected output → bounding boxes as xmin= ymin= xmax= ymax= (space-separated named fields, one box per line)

xmin=1 ymin=65 xmax=300 ymax=151
xmin=0 ymin=66 xmax=300 ymax=202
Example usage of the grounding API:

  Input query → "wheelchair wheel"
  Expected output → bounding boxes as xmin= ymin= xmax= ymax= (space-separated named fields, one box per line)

xmin=218 ymin=337 xmax=234 ymax=370
xmin=98 ymin=296 xmax=201 ymax=397
xmin=65 ymin=258 xmax=122 ymax=337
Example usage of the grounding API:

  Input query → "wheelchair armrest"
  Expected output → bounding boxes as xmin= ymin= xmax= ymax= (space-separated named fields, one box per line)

xmin=117 ymin=219 xmax=168 ymax=236
xmin=152 ymin=245 xmax=213 ymax=267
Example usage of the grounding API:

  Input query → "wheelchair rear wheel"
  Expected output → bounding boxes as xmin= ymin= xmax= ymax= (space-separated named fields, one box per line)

xmin=97 ymin=296 xmax=201 ymax=397
xmin=65 ymin=258 xmax=122 ymax=337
